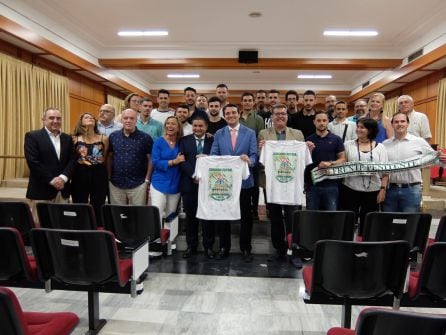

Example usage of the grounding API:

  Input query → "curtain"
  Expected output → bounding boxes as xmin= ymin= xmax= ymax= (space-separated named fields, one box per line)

xmin=383 ymin=97 xmax=398 ymax=119
xmin=107 ymin=94 xmax=125 ymax=116
xmin=436 ymin=78 xmax=446 ymax=147
xmin=0 ymin=52 xmax=69 ymax=180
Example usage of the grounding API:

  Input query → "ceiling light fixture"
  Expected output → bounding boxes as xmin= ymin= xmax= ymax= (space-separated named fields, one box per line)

xmin=298 ymin=74 xmax=332 ymax=79
xmin=167 ymin=74 xmax=200 ymax=79
xmin=323 ymin=30 xmax=378 ymax=37
xmin=118 ymin=31 xmax=168 ymax=36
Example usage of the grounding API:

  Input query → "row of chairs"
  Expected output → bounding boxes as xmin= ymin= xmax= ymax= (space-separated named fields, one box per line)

xmin=285 ymin=209 xmax=446 ymax=329
xmin=0 ymin=201 xmax=161 ymax=334
xmin=289 ymin=210 xmax=445 ymax=259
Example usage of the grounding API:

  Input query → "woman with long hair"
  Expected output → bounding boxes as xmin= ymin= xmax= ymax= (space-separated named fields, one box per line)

xmin=363 ymin=93 xmax=392 ymax=143
xmin=115 ymin=93 xmax=142 ymax=123
xmin=71 ymin=112 xmax=109 ymax=226
xmin=150 ymin=116 xmax=185 ymax=222
xmin=339 ymin=118 xmax=388 ymax=235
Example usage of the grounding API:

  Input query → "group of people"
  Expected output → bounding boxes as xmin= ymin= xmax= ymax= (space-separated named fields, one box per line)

xmin=24 ymin=84 xmax=445 ymax=266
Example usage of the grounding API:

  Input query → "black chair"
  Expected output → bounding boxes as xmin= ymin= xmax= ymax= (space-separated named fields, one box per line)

xmin=0 ymin=201 xmax=35 ymax=245
xmin=0 ymin=286 xmax=79 ymax=335
xmin=407 ymin=242 xmax=446 ymax=304
xmin=432 ymin=215 xmax=446 ymax=243
xmin=290 ymin=210 xmax=356 ymax=258
xmin=102 ymin=204 xmax=161 ymax=249
xmin=327 ymin=308 xmax=446 ymax=335
xmin=31 ymin=228 xmax=136 ymax=334
xmin=36 ymin=202 xmax=97 ymax=230
xmin=362 ymin=212 xmax=431 ymax=257
xmin=0 ymin=227 xmax=38 ymax=283
xmin=302 ymin=240 xmax=410 ymax=328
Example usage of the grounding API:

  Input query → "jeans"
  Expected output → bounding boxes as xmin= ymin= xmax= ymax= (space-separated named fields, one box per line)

xmin=382 ymin=184 xmax=422 ymax=212
xmin=305 ymin=184 xmax=339 ymax=210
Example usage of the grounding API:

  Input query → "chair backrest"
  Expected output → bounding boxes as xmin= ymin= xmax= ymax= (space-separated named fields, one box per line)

xmin=414 ymin=242 xmax=446 ymax=300
xmin=292 ymin=210 xmax=355 ymax=254
xmin=0 ymin=287 xmax=27 ymax=335
xmin=31 ymin=228 xmax=125 ymax=286
xmin=36 ymin=203 xmax=97 ymax=230
xmin=355 ymin=308 xmax=446 ymax=335
xmin=311 ymin=240 xmax=410 ymax=300
xmin=0 ymin=201 xmax=34 ymax=244
xmin=102 ymin=204 xmax=161 ymax=246
xmin=434 ymin=216 xmax=446 ymax=242
xmin=0 ymin=228 xmax=35 ymax=282
xmin=363 ymin=212 xmax=431 ymax=254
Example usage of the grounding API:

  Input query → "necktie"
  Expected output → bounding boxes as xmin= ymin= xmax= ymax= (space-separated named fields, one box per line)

xmin=197 ymin=138 xmax=203 ymax=154
xmin=231 ymin=128 xmax=237 ymax=150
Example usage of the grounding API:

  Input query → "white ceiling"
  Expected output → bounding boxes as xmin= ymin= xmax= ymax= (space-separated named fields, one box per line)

xmin=2 ymin=0 xmax=446 ymax=93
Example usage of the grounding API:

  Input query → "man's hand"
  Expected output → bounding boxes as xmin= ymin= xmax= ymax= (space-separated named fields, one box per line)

xmin=240 ymin=154 xmax=252 ymax=166
xmin=50 ymin=177 xmax=65 ymax=190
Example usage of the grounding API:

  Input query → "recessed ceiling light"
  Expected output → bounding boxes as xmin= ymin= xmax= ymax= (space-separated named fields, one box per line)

xmin=323 ymin=30 xmax=378 ymax=37
xmin=167 ymin=74 xmax=200 ymax=79
xmin=118 ymin=31 xmax=168 ymax=36
xmin=249 ymin=12 xmax=262 ymax=18
xmin=298 ymin=74 xmax=332 ymax=79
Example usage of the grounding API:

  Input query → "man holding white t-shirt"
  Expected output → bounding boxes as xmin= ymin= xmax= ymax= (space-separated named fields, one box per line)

xmin=210 ymin=104 xmax=257 ymax=262
xmin=259 ymin=104 xmax=312 ymax=264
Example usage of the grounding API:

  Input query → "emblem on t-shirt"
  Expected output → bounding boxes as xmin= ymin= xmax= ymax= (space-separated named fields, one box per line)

xmin=208 ymin=168 xmax=233 ymax=201
xmin=273 ymin=152 xmax=297 ymax=183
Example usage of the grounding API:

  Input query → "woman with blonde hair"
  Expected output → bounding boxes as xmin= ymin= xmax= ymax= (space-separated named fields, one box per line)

xmin=150 ymin=116 xmax=185 ymax=221
xmin=115 ymin=93 xmax=142 ymax=123
xmin=363 ymin=93 xmax=392 ymax=143
xmin=71 ymin=112 xmax=109 ymax=225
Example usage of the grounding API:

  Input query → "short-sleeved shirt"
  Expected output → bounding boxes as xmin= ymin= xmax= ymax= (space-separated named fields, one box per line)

xmin=407 ymin=110 xmax=432 ymax=140
xmin=287 ymin=112 xmax=316 ymax=139
xmin=304 ymin=132 xmax=345 ymax=186
xmin=137 ymin=117 xmax=163 ymax=141
xmin=109 ymin=129 xmax=153 ymax=189
xmin=150 ymin=109 xmax=175 ymax=126
xmin=97 ymin=121 xmax=122 ymax=136
xmin=207 ymin=118 xmax=227 ymax=135
xmin=328 ymin=119 xmax=357 ymax=142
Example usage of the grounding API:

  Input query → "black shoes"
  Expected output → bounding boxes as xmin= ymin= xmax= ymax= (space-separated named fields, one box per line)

xmin=242 ymin=250 xmax=253 ymax=263
xmin=216 ymin=248 xmax=229 ymax=260
xmin=182 ymin=248 xmax=197 ymax=259
xmin=289 ymin=256 xmax=303 ymax=269
xmin=204 ymin=249 xmax=215 ymax=259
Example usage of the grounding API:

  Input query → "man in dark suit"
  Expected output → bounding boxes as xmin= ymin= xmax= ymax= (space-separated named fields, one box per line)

xmin=210 ymin=104 xmax=257 ymax=262
xmin=179 ymin=116 xmax=214 ymax=259
xmin=24 ymin=108 xmax=76 ymax=223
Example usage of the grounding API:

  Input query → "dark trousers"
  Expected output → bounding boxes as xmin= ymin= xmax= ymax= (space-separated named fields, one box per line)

xmin=239 ymin=187 xmax=253 ymax=252
xmin=339 ymin=184 xmax=379 ymax=235
xmin=201 ymin=219 xmax=215 ymax=250
xmin=251 ymin=165 xmax=260 ymax=214
xmin=182 ymin=191 xmax=199 ymax=250
xmin=214 ymin=187 xmax=253 ymax=253
xmin=71 ymin=164 xmax=107 ymax=226
xmin=268 ymin=203 xmax=299 ymax=254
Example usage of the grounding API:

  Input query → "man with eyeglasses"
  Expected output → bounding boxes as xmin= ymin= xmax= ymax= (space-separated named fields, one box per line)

xmin=258 ymin=104 xmax=310 ymax=267
xmin=97 ymin=104 xmax=122 ymax=136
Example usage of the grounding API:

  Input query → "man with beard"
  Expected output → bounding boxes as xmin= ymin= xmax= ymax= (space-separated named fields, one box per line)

xmin=348 ymin=99 xmax=368 ymax=123
xmin=325 ymin=94 xmax=337 ymax=121
xmin=304 ymin=111 xmax=345 ymax=210
xmin=206 ymin=96 xmax=227 ymax=135
xmin=285 ymin=90 xmax=299 ymax=115
xmin=175 ymin=104 xmax=193 ymax=136
xmin=184 ymin=87 xmax=208 ymax=124
xmin=137 ymin=97 xmax=163 ymax=141
xmin=288 ymin=90 xmax=317 ymax=139
xmin=256 ymin=90 xmax=271 ymax=129
xmin=216 ymin=83 xmax=229 ymax=108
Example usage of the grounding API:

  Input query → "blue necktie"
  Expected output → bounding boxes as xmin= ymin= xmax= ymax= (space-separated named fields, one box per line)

xmin=197 ymin=139 xmax=203 ymax=154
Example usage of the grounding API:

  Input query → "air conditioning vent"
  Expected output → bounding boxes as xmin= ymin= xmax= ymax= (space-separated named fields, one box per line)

xmin=362 ymin=81 xmax=370 ymax=89
xmin=408 ymin=48 xmax=423 ymax=62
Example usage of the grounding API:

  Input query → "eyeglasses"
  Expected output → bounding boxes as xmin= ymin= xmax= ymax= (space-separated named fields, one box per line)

xmin=273 ymin=112 xmax=287 ymax=116
xmin=130 ymin=100 xmax=141 ymax=104
xmin=100 ymin=110 xmax=113 ymax=113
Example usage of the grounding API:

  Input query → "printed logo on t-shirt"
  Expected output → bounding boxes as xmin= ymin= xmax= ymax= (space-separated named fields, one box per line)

xmin=209 ymin=168 xmax=233 ymax=201
xmin=273 ymin=152 xmax=297 ymax=183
